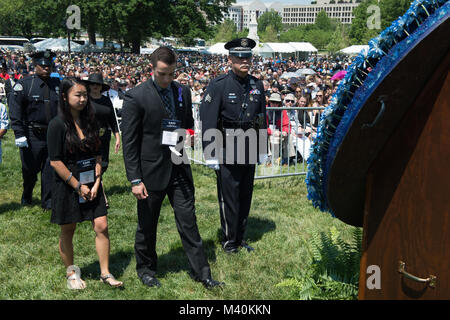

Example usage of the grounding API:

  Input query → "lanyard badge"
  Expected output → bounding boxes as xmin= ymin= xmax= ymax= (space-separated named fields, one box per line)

xmin=77 ymin=158 xmax=95 ymax=203
xmin=161 ymin=119 xmax=181 ymax=146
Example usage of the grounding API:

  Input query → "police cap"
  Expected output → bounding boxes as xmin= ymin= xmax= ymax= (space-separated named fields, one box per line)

xmin=30 ymin=50 xmax=56 ymax=66
xmin=224 ymin=38 xmax=256 ymax=58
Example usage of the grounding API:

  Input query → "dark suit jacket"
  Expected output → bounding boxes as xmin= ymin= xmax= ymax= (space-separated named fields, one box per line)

xmin=122 ymin=78 xmax=194 ymax=191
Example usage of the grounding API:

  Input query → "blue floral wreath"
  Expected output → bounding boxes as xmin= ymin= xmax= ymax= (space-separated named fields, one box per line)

xmin=306 ymin=0 xmax=450 ymax=214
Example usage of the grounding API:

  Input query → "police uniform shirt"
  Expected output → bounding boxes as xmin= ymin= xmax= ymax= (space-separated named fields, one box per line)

xmin=9 ymin=75 xmax=60 ymax=139
xmin=200 ymin=70 xmax=266 ymax=163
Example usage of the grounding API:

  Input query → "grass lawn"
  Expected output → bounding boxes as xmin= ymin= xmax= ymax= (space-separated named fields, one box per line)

xmin=0 ymin=130 xmax=358 ymax=300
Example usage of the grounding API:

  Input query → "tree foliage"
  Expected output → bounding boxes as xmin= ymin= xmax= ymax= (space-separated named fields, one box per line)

xmin=0 ymin=0 xmax=234 ymax=53
xmin=350 ymin=0 xmax=412 ymax=44
xmin=257 ymin=10 xmax=283 ymax=35
xmin=213 ymin=19 xmax=237 ymax=43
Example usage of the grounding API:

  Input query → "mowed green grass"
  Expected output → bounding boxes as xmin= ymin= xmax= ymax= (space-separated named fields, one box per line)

xmin=0 ymin=130 xmax=356 ymax=300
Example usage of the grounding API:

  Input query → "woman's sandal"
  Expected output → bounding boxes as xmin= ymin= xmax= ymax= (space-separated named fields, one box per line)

xmin=67 ymin=272 xmax=86 ymax=290
xmin=100 ymin=273 xmax=123 ymax=287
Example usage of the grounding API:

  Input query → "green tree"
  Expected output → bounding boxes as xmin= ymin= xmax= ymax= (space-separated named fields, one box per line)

xmin=279 ymin=27 xmax=306 ymax=43
xmin=350 ymin=0 xmax=412 ymax=45
xmin=0 ymin=0 xmax=234 ymax=53
xmin=168 ymin=0 xmax=235 ymax=46
xmin=349 ymin=0 xmax=380 ymax=44
xmin=214 ymin=19 xmax=237 ymax=43
xmin=257 ymin=10 xmax=283 ymax=34
xmin=315 ymin=10 xmax=333 ymax=32
xmin=73 ymin=0 xmax=110 ymax=45
xmin=379 ymin=0 xmax=411 ymax=30
xmin=0 ymin=0 xmax=31 ymax=37
xmin=260 ymin=24 xmax=278 ymax=43
xmin=0 ymin=0 xmax=67 ymax=38
xmin=305 ymin=28 xmax=331 ymax=51
xmin=327 ymin=22 xmax=351 ymax=54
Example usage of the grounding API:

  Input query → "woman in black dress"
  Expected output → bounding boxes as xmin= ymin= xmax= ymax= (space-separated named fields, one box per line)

xmin=47 ymin=77 xmax=123 ymax=289
xmin=85 ymin=73 xmax=120 ymax=208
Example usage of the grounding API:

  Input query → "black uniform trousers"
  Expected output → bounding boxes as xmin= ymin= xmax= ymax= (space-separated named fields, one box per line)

xmin=135 ymin=165 xmax=211 ymax=281
xmin=215 ymin=164 xmax=256 ymax=250
xmin=19 ymin=128 xmax=53 ymax=209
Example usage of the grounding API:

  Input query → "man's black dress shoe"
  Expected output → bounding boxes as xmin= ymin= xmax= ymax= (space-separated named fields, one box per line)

xmin=21 ymin=197 xmax=32 ymax=206
xmin=140 ymin=274 xmax=161 ymax=288
xmin=240 ymin=241 xmax=255 ymax=252
xmin=200 ymin=278 xmax=225 ymax=289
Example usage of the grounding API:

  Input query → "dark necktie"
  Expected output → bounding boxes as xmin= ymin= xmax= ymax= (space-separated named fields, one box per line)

xmin=161 ymin=88 xmax=175 ymax=119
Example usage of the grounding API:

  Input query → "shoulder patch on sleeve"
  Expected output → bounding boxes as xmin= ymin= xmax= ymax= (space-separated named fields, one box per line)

xmin=13 ymin=83 xmax=23 ymax=92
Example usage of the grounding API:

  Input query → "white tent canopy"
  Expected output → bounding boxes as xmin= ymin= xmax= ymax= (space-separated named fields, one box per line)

xmin=33 ymin=38 xmax=82 ymax=52
xmin=257 ymin=43 xmax=296 ymax=58
xmin=140 ymin=47 xmax=156 ymax=54
xmin=256 ymin=42 xmax=317 ymax=58
xmin=205 ymin=41 xmax=317 ymax=58
xmin=339 ymin=45 xmax=369 ymax=55
xmin=289 ymin=42 xmax=318 ymax=53
xmin=206 ymin=42 xmax=228 ymax=55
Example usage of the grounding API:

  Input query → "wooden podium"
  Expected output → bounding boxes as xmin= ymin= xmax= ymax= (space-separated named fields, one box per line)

xmin=359 ymin=52 xmax=450 ymax=300
xmin=325 ymin=16 xmax=449 ymax=299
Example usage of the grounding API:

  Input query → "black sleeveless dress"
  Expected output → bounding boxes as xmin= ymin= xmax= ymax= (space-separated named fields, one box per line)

xmin=47 ymin=116 xmax=107 ymax=225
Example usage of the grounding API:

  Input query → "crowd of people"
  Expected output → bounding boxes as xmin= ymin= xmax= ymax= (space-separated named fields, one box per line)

xmin=1 ymin=48 xmax=352 ymax=167
xmin=2 ymin=49 xmax=349 ymax=102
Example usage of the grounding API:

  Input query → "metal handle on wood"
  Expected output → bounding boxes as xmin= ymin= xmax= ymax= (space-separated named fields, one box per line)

xmin=398 ymin=261 xmax=436 ymax=288
xmin=362 ymin=96 xmax=386 ymax=129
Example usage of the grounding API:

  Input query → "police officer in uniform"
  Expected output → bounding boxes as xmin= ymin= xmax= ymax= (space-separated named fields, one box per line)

xmin=200 ymin=38 xmax=267 ymax=253
xmin=9 ymin=50 xmax=60 ymax=209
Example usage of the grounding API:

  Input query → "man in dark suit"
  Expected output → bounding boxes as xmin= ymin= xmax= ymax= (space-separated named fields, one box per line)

xmin=121 ymin=46 xmax=224 ymax=289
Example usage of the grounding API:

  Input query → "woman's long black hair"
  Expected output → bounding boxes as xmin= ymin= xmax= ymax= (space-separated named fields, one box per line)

xmin=58 ymin=77 xmax=100 ymax=154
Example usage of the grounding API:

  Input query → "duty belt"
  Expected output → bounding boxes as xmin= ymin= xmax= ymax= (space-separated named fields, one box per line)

xmin=28 ymin=122 xmax=48 ymax=135
xmin=220 ymin=113 xmax=265 ymax=131
xmin=221 ymin=120 xmax=256 ymax=131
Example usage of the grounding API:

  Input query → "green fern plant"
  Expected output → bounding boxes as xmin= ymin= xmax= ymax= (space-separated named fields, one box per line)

xmin=277 ymin=226 xmax=363 ymax=300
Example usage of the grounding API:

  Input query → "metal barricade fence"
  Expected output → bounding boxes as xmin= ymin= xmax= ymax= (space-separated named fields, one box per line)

xmin=186 ymin=103 xmax=325 ymax=179
xmin=0 ymin=83 xmax=6 ymax=102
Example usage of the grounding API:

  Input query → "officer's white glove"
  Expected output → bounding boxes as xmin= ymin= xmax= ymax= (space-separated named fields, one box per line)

xmin=15 ymin=136 xmax=29 ymax=148
xmin=205 ymin=159 xmax=220 ymax=171
xmin=207 ymin=164 xmax=220 ymax=170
